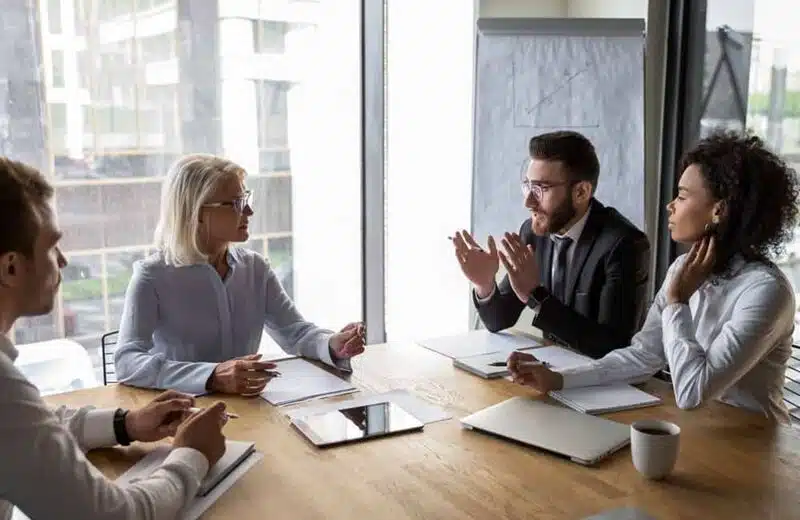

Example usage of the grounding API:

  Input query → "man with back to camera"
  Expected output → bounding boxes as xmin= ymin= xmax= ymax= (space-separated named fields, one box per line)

xmin=0 ymin=156 xmax=230 ymax=519
xmin=452 ymin=131 xmax=650 ymax=358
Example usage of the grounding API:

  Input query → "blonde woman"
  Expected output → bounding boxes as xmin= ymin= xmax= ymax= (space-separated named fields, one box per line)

xmin=115 ymin=154 xmax=365 ymax=395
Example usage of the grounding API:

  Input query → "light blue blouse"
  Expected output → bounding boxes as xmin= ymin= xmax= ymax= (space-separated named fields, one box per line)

xmin=114 ymin=247 xmax=347 ymax=394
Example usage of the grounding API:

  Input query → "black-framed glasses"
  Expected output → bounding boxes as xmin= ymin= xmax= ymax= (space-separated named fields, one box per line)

xmin=203 ymin=190 xmax=253 ymax=214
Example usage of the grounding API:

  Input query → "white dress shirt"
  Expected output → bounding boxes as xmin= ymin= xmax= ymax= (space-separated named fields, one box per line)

xmin=477 ymin=205 xmax=592 ymax=308
xmin=557 ymin=254 xmax=795 ymax=422
xmin=547 ymin=205 xmax=591 ymax=285
xmin=0 ymin=334 xmax=209 ymax=520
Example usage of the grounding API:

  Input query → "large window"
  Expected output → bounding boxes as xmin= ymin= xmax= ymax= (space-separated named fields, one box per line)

xmin=5 ymin=0 xmax=362 ymax=390
xmin=384 ymin=1 xmax=474 ymax=342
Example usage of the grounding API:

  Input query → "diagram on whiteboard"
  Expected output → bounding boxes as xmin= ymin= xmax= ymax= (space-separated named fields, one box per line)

xmin=472 ymin=21 xmax=645 ymax=242
xmin=512 ymin=38 xmax=602 ymax=128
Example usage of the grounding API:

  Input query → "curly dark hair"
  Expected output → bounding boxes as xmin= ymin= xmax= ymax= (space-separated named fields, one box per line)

xmin=680 ymin=129 xmax=800 ymax=275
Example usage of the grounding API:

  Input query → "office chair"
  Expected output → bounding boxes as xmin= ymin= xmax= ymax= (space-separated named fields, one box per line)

xmin=100 ymin=330 xmax=119 ymax=386
xmin=783 ymin=345 xmax=800 ymax=424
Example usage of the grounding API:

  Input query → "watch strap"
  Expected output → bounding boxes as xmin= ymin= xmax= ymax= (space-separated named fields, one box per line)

xmin=113 ymin=408 xmax=132 ymax=446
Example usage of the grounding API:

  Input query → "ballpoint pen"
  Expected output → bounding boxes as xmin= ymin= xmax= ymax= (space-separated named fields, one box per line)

xmin=188 ymin=407 xmax=240 ymax=419
xmin=488 ymin=361 xmax=549 ymax=368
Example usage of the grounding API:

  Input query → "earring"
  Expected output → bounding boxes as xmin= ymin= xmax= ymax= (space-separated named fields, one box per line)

xmin=712 ymin=215 xmax=720 ymax=225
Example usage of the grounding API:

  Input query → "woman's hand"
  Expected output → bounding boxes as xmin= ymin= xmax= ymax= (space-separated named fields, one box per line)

xmin=667 ymin=235 xmax=716 ymax=305
xmin=330 ymin=322 xmax=366 ymax=359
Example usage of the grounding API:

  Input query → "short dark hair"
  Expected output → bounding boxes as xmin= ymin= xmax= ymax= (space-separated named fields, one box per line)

xmin=680 ymin=129 xmax=800 ymax=274
xmin=529 ymin=131 xmax=600 ymax=189
xmin=0 ymin=157 xmax=53 ymax=257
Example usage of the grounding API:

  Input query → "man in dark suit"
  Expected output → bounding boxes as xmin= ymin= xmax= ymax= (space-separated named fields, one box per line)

xmin=452 ymin=131 xmax=650 ymax=359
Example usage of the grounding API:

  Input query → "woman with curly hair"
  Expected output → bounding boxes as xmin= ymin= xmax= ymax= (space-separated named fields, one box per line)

xmin=508 ymin=130 xmax=800 ymax=422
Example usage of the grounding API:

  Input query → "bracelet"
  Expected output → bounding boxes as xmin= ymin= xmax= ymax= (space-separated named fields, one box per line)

xmin=113 ymin=408 xmax=132 ymax=446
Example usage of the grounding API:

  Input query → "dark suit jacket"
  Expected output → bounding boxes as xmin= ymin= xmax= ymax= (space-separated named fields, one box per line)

xmin=474 ymin=199 xmax=650 ymax=359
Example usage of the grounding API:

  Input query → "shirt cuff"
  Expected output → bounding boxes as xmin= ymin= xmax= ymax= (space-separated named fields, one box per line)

xmin=82 ymin=408 xmax=118 ymax=448
xmin=661 ymin=302 xmax=694 ymax=347
xmin=321 ymin=333 xmax=354 ymax=373
xmin=164 ymin=447 xmax=210 ymax=479
xmin=187 ymin=363 xmax=219 ymax=396
xmin=557 ymin=364 xmax=605 ymax=389
xmin=474 ymin=284 xmax=497 ymax=304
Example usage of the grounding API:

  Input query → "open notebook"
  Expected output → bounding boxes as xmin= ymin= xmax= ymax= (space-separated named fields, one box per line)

xmin=117 ymin=440 xmax=256 ymax=496
xmin=511 ymin=346 xmax=662 ymax=414
xmin=116 ymin=440 xmax=261 ymax=519
xmin=550 ymin=384 xmax=662 ymax=414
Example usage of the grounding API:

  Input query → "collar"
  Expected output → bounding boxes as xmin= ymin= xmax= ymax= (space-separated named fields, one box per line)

xmin=551 ymin=204 xmax=592 ymax=243
xmin=226 ymin=247 xmax=241 ymax=266
xmin=707 ymin=254 xmax=748 ymax=286
xmin=0 ymin=333 xmax=18 ymax=362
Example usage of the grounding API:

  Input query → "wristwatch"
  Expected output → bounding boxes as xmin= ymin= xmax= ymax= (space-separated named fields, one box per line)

xmin=526 ymin=285 xmax=550 ymax=309
xmin=113 ymin=408 xmax=132 ymax=446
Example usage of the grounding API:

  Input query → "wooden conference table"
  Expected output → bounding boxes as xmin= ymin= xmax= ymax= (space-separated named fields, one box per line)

xmin=45 ymin=341 xmax=800 ymax=520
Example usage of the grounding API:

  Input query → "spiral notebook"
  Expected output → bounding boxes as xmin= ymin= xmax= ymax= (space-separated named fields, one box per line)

xmin=549 ymin=384 xmax=662 ymax=414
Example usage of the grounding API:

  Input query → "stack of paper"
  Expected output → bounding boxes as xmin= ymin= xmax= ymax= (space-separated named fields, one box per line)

xmin=550 ymin=384 xmax=662 ymax=414
xmin=116 ymin=440 xmax=263 ymax=520
xmin=419 ymin=330 xmax=541 ymax=359
xmin=454 ymin=351 xmax=522 ymax=379
xmin=260 ymin=357 xmax=358 ymax=406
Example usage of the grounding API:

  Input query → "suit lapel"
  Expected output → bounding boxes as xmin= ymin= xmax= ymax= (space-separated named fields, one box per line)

xmin=564 ymin=202 xmax=602 ymax=306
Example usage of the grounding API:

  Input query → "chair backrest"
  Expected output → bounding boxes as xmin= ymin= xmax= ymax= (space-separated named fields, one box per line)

xmin=100 ymin=331 xmax=119 ymax=385
xmin=783 ymin=345 xmax=800 ymax=424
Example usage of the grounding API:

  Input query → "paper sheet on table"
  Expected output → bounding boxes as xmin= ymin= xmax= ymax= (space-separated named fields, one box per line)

xmin=285 ymin=389 xmax=452 ymax=424
xmin=417 ymin=330 xmax=541 ymax=359
xmin=524 ymin=345 xmax=593 ymax=368
xmin=260 ymin=357 xmax=358 ymax=406
xmin=115 ymin=444 xmax=263 ymax=520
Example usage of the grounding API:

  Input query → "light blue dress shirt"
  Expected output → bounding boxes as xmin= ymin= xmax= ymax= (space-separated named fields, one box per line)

xmin=114 ymin=247 xmax=348 ymax=394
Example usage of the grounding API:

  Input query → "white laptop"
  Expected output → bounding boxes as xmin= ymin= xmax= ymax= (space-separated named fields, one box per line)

xmin=461 ymin=397 xmax=630 ymax=465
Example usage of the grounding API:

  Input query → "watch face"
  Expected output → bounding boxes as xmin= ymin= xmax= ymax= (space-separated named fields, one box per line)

xmin=531 ymin=286 xmax=548 ymax=303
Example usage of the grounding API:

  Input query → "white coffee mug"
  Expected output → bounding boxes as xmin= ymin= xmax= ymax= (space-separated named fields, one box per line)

xmin=630 ymin=419 xmax=681 ymax=480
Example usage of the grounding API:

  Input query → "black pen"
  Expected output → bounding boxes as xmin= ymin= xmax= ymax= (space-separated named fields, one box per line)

xmin=489 ymin=361 xmax=549 ymax=368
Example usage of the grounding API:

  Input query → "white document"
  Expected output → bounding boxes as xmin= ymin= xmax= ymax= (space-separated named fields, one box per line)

xmin=418 ymin=330 xmax=541 ymax=359
xmin=524 ymin=345 xmax=593 ymax=368
xmin=453 ymin=351 xmax=518 ymax=379
xmin=116 ymin=441 xmax=263 ymax=520
xmin=260 ymin=357 xmax=358 ymax=406
xmin=285 ymin=389 xmax=452 ymax=425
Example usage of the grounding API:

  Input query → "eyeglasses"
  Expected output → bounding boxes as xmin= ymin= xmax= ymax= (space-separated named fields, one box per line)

xmin=520 ymin=180 xmax=572 ymax=199
xmin=203 ymin=190 xmax=253 ymax=214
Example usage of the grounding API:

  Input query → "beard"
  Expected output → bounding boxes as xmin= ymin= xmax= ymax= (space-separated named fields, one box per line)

xmin=530 ymin=194 xmax=578 ymax=235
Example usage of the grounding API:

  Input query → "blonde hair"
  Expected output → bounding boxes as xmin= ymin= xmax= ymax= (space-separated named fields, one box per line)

xmin=154 ymin=154 xmax=246 ymax=266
